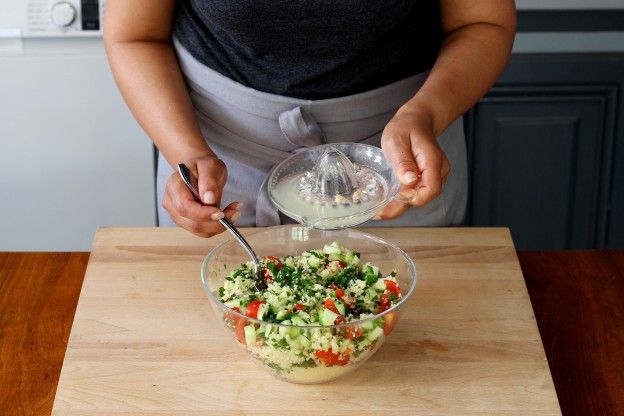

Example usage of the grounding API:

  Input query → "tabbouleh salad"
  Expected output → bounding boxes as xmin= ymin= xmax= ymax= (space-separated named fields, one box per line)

xmin=217 ymin=241 xmax=402 ymax=376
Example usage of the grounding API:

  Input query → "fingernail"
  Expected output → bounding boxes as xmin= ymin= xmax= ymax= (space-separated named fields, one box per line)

xmin=234 ymin=202 xmax=243 ymax=212
xmin=211 ymin=211 xmax=224 ymax=221
xmin=373 ymin=215 xmax=382 ymax=221
xmin=203 ymin=191 xmax=216 ymax=205
xmin=231 ymin=211 xmax=241 ymax=223
xmin=403 ymin=171 xmax=418 ymax=184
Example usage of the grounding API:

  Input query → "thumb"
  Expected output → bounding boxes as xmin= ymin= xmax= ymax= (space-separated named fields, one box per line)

xmin=382 ymin=135 xmax=419 ymax=186
xmin=197 ymin=157 xmax=227 ymax=207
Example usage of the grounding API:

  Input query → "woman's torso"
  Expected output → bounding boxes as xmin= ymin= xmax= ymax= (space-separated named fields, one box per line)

xmin=173 ymin=0 xmax=443 ymax=99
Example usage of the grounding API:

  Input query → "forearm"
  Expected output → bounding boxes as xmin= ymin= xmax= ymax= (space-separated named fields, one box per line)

xmin=401 ymin=21 xmax=515 ymax=136
xmin=104 ymin=39 xmax=213 ymax=167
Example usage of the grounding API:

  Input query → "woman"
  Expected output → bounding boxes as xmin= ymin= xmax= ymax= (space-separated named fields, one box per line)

xmin=104 ymin=1 xmax=516 ymax=237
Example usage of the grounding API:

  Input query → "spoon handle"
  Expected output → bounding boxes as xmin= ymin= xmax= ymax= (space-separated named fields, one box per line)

xmin=218 ymin=216 xmax=260 ymax=267
xmin=177 ymin=163 xmax=261 ymax=272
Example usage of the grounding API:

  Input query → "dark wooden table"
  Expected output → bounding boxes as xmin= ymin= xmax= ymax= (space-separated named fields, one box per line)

xmin=1 ymin=250 xmax=623 ymax=415
xmin=518 ymin=250 xmax=624 ymax=416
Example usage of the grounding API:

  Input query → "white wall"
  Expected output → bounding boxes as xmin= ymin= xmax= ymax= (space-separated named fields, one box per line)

xmin=0 ymin=38 xmax=156 ymax=251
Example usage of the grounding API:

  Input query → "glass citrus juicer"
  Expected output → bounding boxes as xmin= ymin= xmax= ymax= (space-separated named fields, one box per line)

xmin=268 ymin=143 xmax=410 ymax=229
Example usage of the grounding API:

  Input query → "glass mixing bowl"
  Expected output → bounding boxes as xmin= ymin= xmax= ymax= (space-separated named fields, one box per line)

xmin=267 ymin=143 xmax=402 ymax=229
xmin=200 ymin=226 xmax=417 ymax=384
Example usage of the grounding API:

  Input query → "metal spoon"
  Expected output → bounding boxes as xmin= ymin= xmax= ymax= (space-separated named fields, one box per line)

xmin=177 ymin=164 xmax=264 ymax=286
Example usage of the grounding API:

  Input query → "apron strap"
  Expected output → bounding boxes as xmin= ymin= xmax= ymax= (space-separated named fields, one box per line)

xmin=278 ymin=106 xmax=325 ymax=148
xmin=256 ymin=106 xmax=325 ymax=226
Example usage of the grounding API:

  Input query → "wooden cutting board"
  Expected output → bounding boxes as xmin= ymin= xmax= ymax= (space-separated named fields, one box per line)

xmin=52 ymin=227 xmax=561 ymax=415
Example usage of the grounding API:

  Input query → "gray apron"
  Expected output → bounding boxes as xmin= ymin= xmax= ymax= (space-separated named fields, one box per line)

xmin=157 ymin=39 xmax=468 ymax=227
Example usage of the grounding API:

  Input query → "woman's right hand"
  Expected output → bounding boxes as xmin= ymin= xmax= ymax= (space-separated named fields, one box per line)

xmin=162 ymin=155 xmax=241 ymax=237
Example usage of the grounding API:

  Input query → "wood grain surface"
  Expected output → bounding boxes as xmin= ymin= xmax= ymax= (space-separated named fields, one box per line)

xmin=519 ymin=250 xmax=624 ymax=416
xmin=0 ymin=252 xmax=89 ymax=415
xmin=48 ymin=227 xmax=559 ymax=415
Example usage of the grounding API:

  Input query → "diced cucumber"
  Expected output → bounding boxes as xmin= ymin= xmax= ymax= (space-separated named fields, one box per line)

xmin=276 ymin=309 xmax=290 ymax=321
xmin=244 ymin=325 xmax=256 ymax=348
xmin=290 ymin=315 xmax=306 ymax=326
xmin=270 ymin=303 xmax=281 ymax=314
xmin=373 ymin=278 xmax=386 ymax=292
xmin=257 ymin=303 xmax=269 ymax=321
xmin=328 ymin=253 xmax=342 ymax=261
xmin=322 ymin=242 xmax=343 ymax=255
xmin=297 ymin=335 xmax=310 ymax=348
xmin=360 ymin=319 xmax=375 ymax=331
xmin=334 ymin=300 xmax=346 ymax=316
xmin=367 ymin=326 xmax=384 ymax=341
xmin=288 ymin=327 xmax=301 ymax=337
xmin=320 ymin=308 xmax=339 ymax=325
xmin=224 ymin=299 xmax=240 ymax=308
xmin=298 ymin=311 xmax=311 ymax=321
xmin=278 ymin=321 xmax=291 ymax=337
xmin=306 ymin=255 xmax=322 ymax=268
xmin=344 ymin=251 xmax=359 ymax=265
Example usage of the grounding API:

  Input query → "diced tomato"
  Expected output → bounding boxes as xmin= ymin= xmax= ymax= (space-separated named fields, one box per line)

xmin=342 ymin=325 xmax=363 ymax=340
xmin=314 ymin=349 xmax=351 ymax=366
xmin=383 ymin=311 xmax=398 ymax=336
xmin=337 ymin=349 xmax=352 ymax=365
xmin=245 ymin=300 xmax=265 ymax=319
xmin=335 ymin=288 xmax=344 ymax=299
xmin=294 ymin=303 xmax=305 ymax=311
xmin=323 ymin=298 xmax=340 ymax=315
xmin=262 ymin=268 xmax=273 ymax=282
xmin=266 ymin=255 xmax=282 ymax=269
xmin=235 ymin=318 xmax=246 ymax=344
xmin=378 ymin=293 xmax=391 ymax=312
xmin=334 ymin=315 xmax=346 ymax=325
xmin=335 ymin=353 xmax=350 ymax=366
xmin=384 ymin=279 xmax=401 ymax=297
xmin=225 ymin=306 xmax=241 ymax=322
xmin=337 ymin=260 xmax=346 ymax=269
xmin=314 ymin=350 xmax=336 ymax=365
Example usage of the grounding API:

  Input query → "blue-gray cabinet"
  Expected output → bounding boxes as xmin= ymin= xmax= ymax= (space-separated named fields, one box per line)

xmin=465 ymin=54 xmax=624 ymax=249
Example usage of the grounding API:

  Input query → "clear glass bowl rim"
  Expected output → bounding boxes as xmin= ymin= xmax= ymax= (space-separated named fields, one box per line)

xmin=200 ymin=226 xmax=417 ymax=329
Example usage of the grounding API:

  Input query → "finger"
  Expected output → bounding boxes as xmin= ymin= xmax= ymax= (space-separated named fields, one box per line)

xmin=223 ymin=202 xmax=243 ymax=223
xmin=381 ymin=133 xmax=420 ymax=186
xmin=165 ymin=174 xmax=224 ymax=222
xmin=169 ymin=211 xmax=226 ymax=238
xmin=374 ymin=200 xmax=410 ymax=220
xmin=197 ymin=157 xmax=227 ymax=206
xmin=409 ymin=141 xmax=444 ymax=206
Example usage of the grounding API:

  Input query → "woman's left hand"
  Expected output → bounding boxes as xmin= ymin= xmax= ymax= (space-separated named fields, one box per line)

xmin=378 ymin=107 xmax=450 ymax=220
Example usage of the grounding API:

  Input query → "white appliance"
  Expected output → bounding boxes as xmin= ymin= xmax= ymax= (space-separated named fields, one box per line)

xmin=0 ymin=0 xmax=156 ymax=251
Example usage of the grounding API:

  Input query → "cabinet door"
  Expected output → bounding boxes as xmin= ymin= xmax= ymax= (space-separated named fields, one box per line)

xmin=466 ymin=87 xmax=615 ymax=249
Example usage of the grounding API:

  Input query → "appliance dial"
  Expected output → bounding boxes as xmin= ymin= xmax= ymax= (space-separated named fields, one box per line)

xmin=51 ymin=2 xmax=77 ymax=28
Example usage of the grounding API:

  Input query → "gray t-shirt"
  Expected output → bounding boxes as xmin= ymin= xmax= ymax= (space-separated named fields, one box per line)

xmin=173 ymin=0 xmax=443 ymax=99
